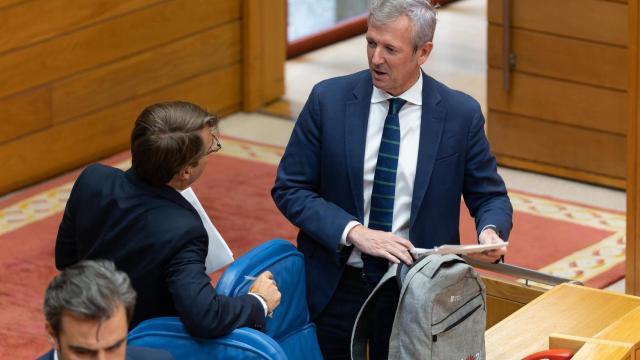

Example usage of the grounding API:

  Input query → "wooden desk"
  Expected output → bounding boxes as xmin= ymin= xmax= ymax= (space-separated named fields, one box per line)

xmin=486 ymin=284 xmax=640 ymax=359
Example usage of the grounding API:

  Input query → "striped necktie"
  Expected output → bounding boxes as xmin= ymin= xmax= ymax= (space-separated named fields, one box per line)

xmin=362 ymin=97 xmax=406 ymax=284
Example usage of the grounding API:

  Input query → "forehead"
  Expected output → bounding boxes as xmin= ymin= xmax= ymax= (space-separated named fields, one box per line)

xmin=58 ymin=305 xmax=128 ymax=347
xmin=366 ymin=15 xmax=414 ymax=47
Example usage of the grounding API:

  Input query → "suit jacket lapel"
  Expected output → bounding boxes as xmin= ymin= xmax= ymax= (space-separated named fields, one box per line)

xmin=345 ymin=74 xmax=373 ymax=222
xmin=410 ymin=74 xmax=445 ymax=228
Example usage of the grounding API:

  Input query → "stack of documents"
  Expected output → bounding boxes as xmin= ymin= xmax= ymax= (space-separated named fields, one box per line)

xmin=181 ymin=187 xmax=234 ymax=274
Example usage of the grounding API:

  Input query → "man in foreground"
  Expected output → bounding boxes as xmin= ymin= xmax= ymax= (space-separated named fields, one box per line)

xmin=40 ymin=260 xmax=173 ymax=360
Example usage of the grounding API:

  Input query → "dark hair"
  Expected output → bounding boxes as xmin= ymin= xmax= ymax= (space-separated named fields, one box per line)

xmin=130 ymin=101 xmax=218 ymax=186
xmin=43 ymin=260 xmax=136 ymax=337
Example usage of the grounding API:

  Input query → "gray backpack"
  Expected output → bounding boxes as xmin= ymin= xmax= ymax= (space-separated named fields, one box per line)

xmin=351 ymin=254 xmax=486 ymax=360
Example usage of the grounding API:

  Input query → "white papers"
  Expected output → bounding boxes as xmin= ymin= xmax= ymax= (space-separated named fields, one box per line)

xmin=411 ymin=242 xmax=508 ymax=256
xmin=180 ymin=187 xmax=234 ymax=274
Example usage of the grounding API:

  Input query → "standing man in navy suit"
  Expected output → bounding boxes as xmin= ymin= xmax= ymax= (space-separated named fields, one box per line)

xmin=272 ymin=0 xmax=512 ymax=358
xmin=39 ymin=260 xmax=173 ymax=360
xmin=56 ymin=101 xmax=280 ymax=339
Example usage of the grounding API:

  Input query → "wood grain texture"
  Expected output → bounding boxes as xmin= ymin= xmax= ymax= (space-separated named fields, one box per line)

xmin=489 ymin=25 xmax=628 ymax=91
xmin=488 ymin=68 xmax=627 ymax=134
xmin=243 ymin=0 xmax=286 ymax=111
xmin=0 ymin=88 xmax=51 ymax=143
xmin=483 ymin=276 xmax=545 ymax=329
xmin=483 ymin=276 xmax=545 ymax=304
xmin=572 ymin=343 xmax=631 ymax=360
xmin=0 ymin=0 xmax=240 ymax=99
xmin=0 ymin=66 xmax=241 ymax=194
xmin=591 ymin=306 xmax=640 ymax=343
xmin=486 ymin=284 xmax=640 ymax=359
xmin=0 ymin=0 xmax=27 ymax=9
xmin=627 ymin=0 xmax=640 ymax=296
xmin=0 ymin=0 xmax=163 ymax=54
xmin=496 ymin=155 xmax=626 ymax=189
xmin=489 ymin=111 xmax=626 ymax=178
xmin=487 ymin=0 xmax=628 ymax=46
xmin=52 ymin=22 xmax=241 ymax=123
xmin=549 ymin=333 xmax=634 ymax=354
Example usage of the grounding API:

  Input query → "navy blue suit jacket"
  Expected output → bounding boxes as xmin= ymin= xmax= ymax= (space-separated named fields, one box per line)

xmin=37 ymin=346 xmax=174 ymax=360
xmin=56 ymin=164 xmax=265 ymax=338
xmin=272 ymin=71 xmax=513 ymax=318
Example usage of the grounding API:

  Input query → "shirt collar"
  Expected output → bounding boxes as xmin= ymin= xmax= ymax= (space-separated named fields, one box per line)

xmin=54 ymin=350 xmax=59 ymax=360
xmin=371 ymin=70 xmax=423 ymax=106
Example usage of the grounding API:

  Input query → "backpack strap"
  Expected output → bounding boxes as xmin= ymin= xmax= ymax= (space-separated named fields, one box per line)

xmin=350 ymin=264 xmax=398 ymax=360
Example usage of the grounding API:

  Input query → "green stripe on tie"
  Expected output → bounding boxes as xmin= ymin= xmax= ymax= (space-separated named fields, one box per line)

xmin=376 ymin=166 xmax=397 ymax=173
xmin=371 ymin=207 xmax=393 ymax=213
xmin=384 ymin=124 xmax=400 ymax=130
xmin=381 ymin=138 xmax=400 ymax=145
xmin=378 ymin=153 xmax=399 ymax=160
xmin=374 ymin=179 xmax=395 ymax=186
xmin=372 ymin=193 xmax=395 ymax=199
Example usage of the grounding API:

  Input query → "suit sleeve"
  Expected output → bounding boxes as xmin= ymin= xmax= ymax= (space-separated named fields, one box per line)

xmin=55 ymin=170 xmax=85 ymax=269
xmin=271 ymin=85 xmax=359 ymax=252
xmin=462 ymin=108 xmax=513 ymax=241
xmin=165 ymin=230 xmax=266 ymax=338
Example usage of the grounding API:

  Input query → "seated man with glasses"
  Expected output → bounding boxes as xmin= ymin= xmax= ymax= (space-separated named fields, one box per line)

xmin=55 ymin=101 xmax=281 ymax=338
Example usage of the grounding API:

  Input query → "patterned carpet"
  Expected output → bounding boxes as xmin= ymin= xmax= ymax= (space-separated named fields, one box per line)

xmin=0 ymin=136 xmax=625 ymax=357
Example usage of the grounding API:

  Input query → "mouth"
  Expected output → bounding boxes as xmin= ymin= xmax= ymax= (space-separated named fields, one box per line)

xmin=371 ymin=68 xmax=387 ymax=77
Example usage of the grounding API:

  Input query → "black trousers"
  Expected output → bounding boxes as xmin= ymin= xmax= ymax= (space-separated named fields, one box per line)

xmin=315 ymin=266 xmax=400 ymax=360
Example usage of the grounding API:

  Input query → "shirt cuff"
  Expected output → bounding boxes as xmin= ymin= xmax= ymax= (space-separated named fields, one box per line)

xmin=480 ymin=224 xmax=498 ymax=236
xmin=341 ymin=221 xmax=361 ymax=246
xmin=248 ymin=292 xmax=269 ymax=317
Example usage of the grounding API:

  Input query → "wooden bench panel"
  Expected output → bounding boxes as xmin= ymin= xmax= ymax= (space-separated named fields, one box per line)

xmin=0 ymin=65 xmax=241 ymax=194
xmin=0 ymin=0 xmax=162 ymax=54
xmin=52 ymin=21 xmax=241 ymax=123
xmin=0 ymin=0 xmax=240 ymax=99
xmin=0 ymin=88 xmax=51 ymax=143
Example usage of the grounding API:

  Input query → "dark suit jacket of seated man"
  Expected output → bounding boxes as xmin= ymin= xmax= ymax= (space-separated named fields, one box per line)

xmin=55 ymin=102 xmax=268 ymax=338
xmin=38 ymin=346 xmax=173 ymax=360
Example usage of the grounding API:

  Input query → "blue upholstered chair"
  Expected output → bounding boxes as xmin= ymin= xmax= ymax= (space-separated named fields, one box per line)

xmin=128 ymin=317 xmax=287 ymax=359
xmin=128 ymin=239 xmax=323 ymax=360
xmin=217 ymin=239 xmax=323 ymax=359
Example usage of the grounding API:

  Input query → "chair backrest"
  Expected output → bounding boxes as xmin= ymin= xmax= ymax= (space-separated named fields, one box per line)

xmin=217 ymin=239 xmax=323 ymax=360
xmin=128 ymin=317 xmax=287 ymax=360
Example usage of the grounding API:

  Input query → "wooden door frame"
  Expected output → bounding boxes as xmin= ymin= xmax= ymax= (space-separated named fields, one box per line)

xmin=628 ymin=0 xmax=640 ymax=295
xmin=243 ymin=0 xmax=286 ymax=111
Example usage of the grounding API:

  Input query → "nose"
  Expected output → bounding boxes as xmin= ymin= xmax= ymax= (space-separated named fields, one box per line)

xmin=371 ymin=46 xmax=384 ymax=66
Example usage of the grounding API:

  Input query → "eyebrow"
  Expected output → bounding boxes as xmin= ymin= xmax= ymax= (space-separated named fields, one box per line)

xmin=68 ymin=336 xmax=127 ymax=353
xmin=105 ymin=337 xmax=126 ymax=351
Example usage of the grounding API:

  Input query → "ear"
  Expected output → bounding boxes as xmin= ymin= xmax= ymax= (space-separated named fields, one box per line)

xmin=417 ymin=41 xmax=433 ymax=66
xmin=178 ymin=165 xmax=193 ymax=181
xmin=45 ymin=323 xmax=60 ymax=349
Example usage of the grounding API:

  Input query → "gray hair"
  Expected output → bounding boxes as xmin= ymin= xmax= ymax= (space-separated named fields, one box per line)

xmin=44 ymin=260 xmax=137 ymax=337
xmin=369 ymin=0 xmax=438 ymax=51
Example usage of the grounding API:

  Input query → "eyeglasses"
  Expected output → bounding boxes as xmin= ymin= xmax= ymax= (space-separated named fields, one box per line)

xmin=206 ymin=131 xmax=222 ymax=155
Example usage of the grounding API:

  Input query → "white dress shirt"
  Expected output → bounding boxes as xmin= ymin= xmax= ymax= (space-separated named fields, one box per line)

xmin=341 ymin=72 xmax=423 ymax=268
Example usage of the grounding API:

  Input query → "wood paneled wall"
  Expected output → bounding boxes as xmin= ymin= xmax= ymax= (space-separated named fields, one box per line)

xmin=0 ymin=0 xmax=285 ymax=195
xmin=487 ymin=0 xmax=628 ymax=189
